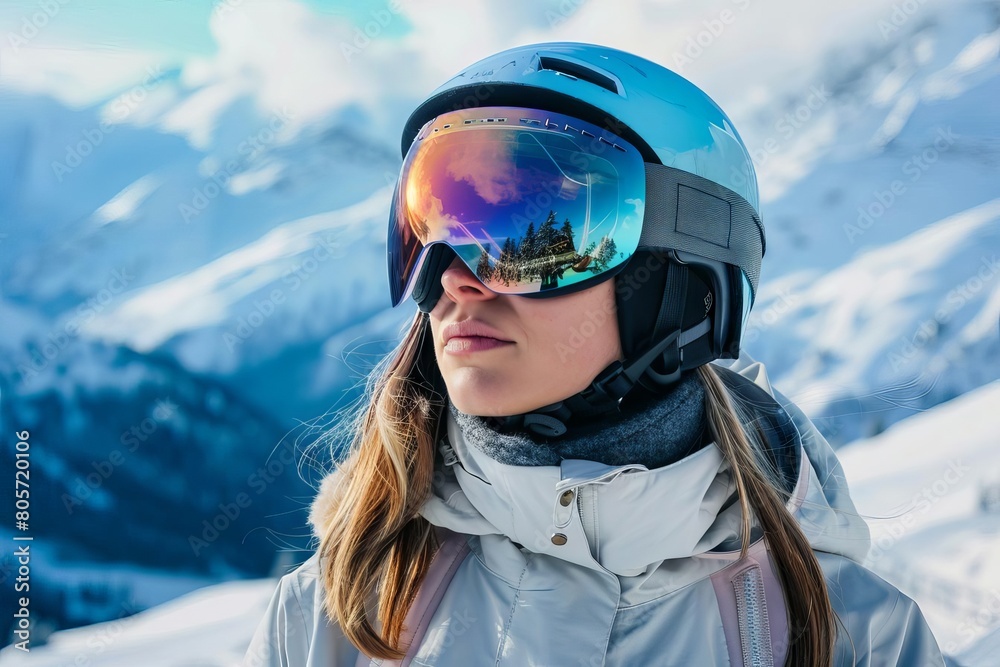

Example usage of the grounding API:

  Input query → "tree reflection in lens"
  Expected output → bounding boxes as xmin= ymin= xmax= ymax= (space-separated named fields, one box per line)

xmin=474 ymin=209 xmax=621 ymax=292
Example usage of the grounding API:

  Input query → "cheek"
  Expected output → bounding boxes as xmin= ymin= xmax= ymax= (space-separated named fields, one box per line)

xmin=523 ymin=286 xmax=619 ymax=361
xmin=576 ymin=285 xmax=619 ymax=351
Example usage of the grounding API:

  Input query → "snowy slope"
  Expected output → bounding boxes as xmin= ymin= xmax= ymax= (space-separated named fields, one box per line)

xmin=756 ymin=11 xmax=1000 ymax=274
xmin=737 ymin=0 xmax=1000 ymax=441
xmin=838 ymin=380 xmax=1000 ymax=655
xmin=0 ymin=87 xmax=400 ymax=309
xmin=76 ymin=184 xmax=417 ymax=421
xmin=77 ymin=187 xmax=397 ymax=357
xmin=0 ymin=575 xmax=275 ymax=665
xmin=744 ymin=196 xmax=1000 ymax=444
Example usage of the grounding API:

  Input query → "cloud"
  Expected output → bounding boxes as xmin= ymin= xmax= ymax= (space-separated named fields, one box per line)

xmin=405 ymin=164 xmax=459 ymax=239
xmin=2 ymin=0 xmax=953 ymax=163
xmin=444 ymin=139 xmax=524 ymax=205
xmin=0 ymin=45 xmax=167 ymax=108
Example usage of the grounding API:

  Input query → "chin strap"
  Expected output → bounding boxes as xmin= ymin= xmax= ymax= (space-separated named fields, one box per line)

xmin=484 ymin=316 xmax=711 ymax=438
xmin=638 ymin=254 xmax=691 ymax=392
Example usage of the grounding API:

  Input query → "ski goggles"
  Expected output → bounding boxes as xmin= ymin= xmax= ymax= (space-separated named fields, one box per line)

xmin=387 ymin=106 xmax=646 ymax=308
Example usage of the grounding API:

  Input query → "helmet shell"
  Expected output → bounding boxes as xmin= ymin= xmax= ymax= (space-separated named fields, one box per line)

xmin=401 ymin=41 xmax=760 ymax=216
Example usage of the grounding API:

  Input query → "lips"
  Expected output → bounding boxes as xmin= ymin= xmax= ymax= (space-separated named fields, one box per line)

xmin=441 ymin=318 xmax=514 ymax=345
xmin=443 ymin=335 xmax=513 ymax=354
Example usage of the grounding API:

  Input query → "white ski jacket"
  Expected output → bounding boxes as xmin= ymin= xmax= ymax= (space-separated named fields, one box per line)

xmin=244 ymin=352 xmax=947 ymax=666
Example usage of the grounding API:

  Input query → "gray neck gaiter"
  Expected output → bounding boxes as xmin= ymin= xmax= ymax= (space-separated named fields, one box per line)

xmin=447 ymin=370 xmax=709 ymax=469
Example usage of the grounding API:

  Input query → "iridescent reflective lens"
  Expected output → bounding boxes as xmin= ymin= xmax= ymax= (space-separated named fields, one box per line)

xmin=388 ymin=106 xmax=646 ymax=306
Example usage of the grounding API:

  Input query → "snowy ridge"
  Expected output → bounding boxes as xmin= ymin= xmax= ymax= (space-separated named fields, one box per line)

xmin=837 ymin=381 xmax=1000 ymax=655
xmin=79 ymin=185 xmax=397 ymax=358
xmin=0 ymin=575 xmax=274 ymax=666
xmin=747 ymin=197 xmax=1000 ymax=444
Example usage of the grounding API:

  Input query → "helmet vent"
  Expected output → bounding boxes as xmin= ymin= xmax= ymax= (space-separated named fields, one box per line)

xmin=537 ymin=56 xmax=620 ymax=95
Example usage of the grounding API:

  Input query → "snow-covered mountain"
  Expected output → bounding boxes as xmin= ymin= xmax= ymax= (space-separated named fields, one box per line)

xmin=746 ymin=196 xmax=1000 ymax=444
xmin=0 ymin=296 xmax=316 ymax=642
xmin=738 ymin=1 xmax=1000 ymax=443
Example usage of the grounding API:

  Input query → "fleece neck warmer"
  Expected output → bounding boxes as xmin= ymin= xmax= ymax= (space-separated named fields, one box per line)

xmin=447 ymin=370 xmax=709 ymax=469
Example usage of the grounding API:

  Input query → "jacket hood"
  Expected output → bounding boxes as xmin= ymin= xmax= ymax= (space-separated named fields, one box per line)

xmin=308 ymin=351 xmax=871 ymax=578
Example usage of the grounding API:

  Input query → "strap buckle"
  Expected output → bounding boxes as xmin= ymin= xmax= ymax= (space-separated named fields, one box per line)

xmin=589 ymin=362 xmax=635 ymax=401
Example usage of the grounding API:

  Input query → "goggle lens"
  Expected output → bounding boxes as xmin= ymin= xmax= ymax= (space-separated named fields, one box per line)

xmin=388 ymin=106 xmax=646 ymax=306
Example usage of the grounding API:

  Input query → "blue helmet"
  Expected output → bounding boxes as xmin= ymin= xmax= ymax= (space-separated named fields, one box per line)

xmin=399 ymin=41 xmax=766 ymax=436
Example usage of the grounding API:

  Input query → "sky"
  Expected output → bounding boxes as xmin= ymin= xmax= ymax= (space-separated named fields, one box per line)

xmin=0 ymin=0 xmax=418 ymax=117
xmin=0 ymin=0 xmax=412 ymax=58
xmin=1 ymin=0 xmax=934 ymax=138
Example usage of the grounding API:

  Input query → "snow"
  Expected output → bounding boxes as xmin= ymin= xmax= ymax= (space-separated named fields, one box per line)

xmin=77 ymin=185 xmax=392 ymax=356
xmin=0 ymin=528 xmax=223 ymax=613
xmin=92 ymin=174 xmax=163 ymax=227
xmin=838 ymin=381 xmax=1000 ymax=655
xmin=747 ymin=196 xmax=1000 ymax=443
xmin=0 ymin=577 xmax=274 ymax=666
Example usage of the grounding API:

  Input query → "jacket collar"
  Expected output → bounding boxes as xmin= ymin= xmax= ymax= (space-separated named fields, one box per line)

xmin=421 ymin=407 xmax=745 ymax=576
xmin=417 ymin=354 xmax=872 ymax=577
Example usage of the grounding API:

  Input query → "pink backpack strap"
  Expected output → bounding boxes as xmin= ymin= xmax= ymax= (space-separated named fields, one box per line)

xmin=709 ymin=538 xmax=789 ymax=667
xmin=356 ymin=526 xmax=470 ymax=667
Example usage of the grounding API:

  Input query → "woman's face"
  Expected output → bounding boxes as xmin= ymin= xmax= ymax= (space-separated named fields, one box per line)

xmin=429 ymin=255 xmax=623 ymax=417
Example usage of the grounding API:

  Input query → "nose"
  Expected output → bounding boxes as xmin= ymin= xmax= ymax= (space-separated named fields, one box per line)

xmin=439 ymin=255 xmax=497 ymax=306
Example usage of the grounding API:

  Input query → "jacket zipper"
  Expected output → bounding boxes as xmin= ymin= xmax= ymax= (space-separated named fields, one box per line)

xmin=733 ymin=565 xmax=773 ymax=667
xmin=577 ymin=485 xmax=599 ymax=562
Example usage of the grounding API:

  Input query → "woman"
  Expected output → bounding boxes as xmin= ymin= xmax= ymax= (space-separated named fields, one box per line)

xmin=245 ymin=42 xmax=946 ymax=666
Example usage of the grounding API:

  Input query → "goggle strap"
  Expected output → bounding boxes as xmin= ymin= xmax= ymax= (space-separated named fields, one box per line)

xmin=642 ymin=161 xmax=764 ymax=296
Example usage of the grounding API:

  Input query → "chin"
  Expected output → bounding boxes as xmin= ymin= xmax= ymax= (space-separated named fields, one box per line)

xmin=448 ymin=390 xmax=520 ymax=418
xmin=444 ymin=374 xmax=501 ymax=407
xmin=450 ymin=397 xmax=502 ymax=417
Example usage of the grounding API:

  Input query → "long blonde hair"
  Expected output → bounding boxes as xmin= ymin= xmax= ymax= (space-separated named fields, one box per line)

xmin=312 ymin=310 xmax=837 ymax=664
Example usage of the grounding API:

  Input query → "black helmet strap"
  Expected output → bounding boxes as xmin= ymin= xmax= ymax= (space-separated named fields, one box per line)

xmin=639 ymin=256 xmax=688 ymax=391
